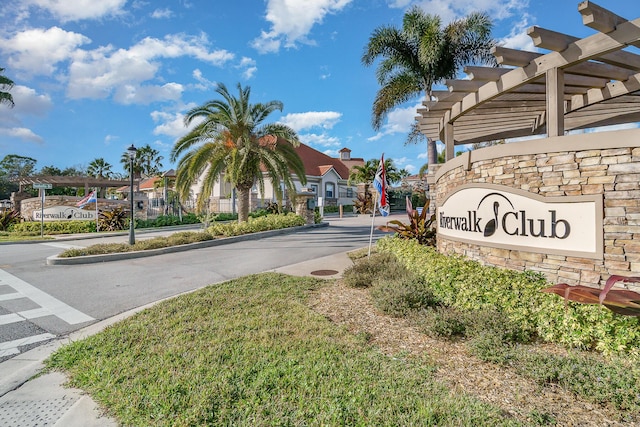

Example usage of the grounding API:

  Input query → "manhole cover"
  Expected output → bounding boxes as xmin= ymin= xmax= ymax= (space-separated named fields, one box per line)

xmin=310 ymin=269 xmax=339 ymax=276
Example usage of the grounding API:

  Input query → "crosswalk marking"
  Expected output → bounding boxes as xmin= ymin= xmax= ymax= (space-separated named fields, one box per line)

xmin=0 ymin=269 xmax=93 ymax=325
xmin=39 ymin=242 xmax=85 ymax=250
xmin=0 ymin=293 xmax=21 ymax=301
xmin=0 ymin=314 xmax=23 ymax=326
xmin=0 ymin=333 xmax=56 ymax=357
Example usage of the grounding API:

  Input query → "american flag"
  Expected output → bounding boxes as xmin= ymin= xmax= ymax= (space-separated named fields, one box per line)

xmin=373 ymin=154 xmax=389 ymax=217
xmin=76 ymin=191 xmax=96 ymax=208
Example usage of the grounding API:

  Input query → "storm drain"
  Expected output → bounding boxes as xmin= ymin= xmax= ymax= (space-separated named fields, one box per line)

xmin=310 ymin=269 xmax=339 ymax=276
xmin=0 ymin=396 xmax=78 ymax=427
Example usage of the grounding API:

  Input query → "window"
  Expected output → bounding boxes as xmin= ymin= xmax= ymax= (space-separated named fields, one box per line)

xmin=325 ymin=182 xmax=335 ymax=198
xmin=310 ymin=184 xmax=318 ymax=194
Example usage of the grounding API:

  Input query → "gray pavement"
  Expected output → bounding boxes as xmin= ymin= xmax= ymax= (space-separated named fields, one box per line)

xmin=0 ymin=213 xmax=398 ymax=426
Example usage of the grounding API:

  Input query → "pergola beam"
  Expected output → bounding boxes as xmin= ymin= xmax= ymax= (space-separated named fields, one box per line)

xmin=579 ymin=0 xmax=626 ymax=33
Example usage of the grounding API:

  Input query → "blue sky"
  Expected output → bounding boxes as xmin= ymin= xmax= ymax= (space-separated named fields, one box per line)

xmin=0 ymin=0 xmax=636 ymax=175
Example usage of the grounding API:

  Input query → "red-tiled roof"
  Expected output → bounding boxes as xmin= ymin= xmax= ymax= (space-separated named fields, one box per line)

xmin=294 ymin=143 xmax=360 ymax=179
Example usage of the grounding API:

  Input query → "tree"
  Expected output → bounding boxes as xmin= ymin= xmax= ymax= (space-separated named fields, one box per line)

xmin=362 ymin=7 xmax=495 ymax=165
xmin=87 ymin=158 xmax=114 ymax=198
xmin=171 ymin=82 xmax=306 ymax=222
xmin=87 ymin=158 xmax=113 ymax=179
xmin=0 ymin=154 xmax=36 ymax=199
xmin=0 ymin=67 xmax=15 ymax=109
xmin=120 ymin=144 xmax=163 ymax=179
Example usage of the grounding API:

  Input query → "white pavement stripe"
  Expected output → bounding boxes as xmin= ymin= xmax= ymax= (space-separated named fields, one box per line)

xmin=0 ymin=313 xmax=23 ymax=326
xmin=0 ymin=269 xmax=94 ymax=325
xmin=18 ymin=307 xmax=53 ymax=319
xmin=40 ymin=242 xmax=85 ymax=249
xmin=0 ymin=292 xmax=22 ymax=301
xmin=0 ymin=333 xmax=56 ymax=357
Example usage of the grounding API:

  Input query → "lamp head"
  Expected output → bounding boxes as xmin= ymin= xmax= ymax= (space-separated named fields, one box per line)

xmin=127 ymin=144 xmax=137 ymax=160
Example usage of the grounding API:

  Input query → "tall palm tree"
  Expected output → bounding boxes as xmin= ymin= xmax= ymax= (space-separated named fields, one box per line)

xmin=0 ymin=67 xmax=15 ymax=108
xmin=362 ymin=7 xmax=495 ymax=165
xmin=137 ymin=145 xmax=164 ymax=177
xmin=87 ymin=158 xmax=113 ymax=198
xmin=87 ymin=158 xmax=113 ymax=179
xmin=171 ymin=82 xmax=306 ymax=222
xmin=119 ymin=144 xmax=163 ymax=179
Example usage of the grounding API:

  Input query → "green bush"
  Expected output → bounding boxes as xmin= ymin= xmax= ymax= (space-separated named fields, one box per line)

xmin=342 ymin=252 xmax=400 ymax=288
xmin=10 ymin=220 xmax=96 ymax=234
xmin=376 ymin=237 xmax=640 ymax=356
xmin=371 ymin=274 xmax=439 ymax=317
xmin=59 ymin=231 xmax=214 ymax=257
xmin=207 ymin=213 xmax=305 ymax=237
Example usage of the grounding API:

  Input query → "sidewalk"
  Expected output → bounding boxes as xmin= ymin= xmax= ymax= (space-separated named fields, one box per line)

xmin=0 ymin=248 xmax=359 ymax=426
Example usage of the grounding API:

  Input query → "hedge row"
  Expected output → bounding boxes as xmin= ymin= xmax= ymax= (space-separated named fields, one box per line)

xmin=376 ymin=237 xmax=640 ymax=356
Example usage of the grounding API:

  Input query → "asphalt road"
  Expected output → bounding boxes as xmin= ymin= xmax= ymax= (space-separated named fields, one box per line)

xmin=0 ymin=213 xmax=398 ymax=362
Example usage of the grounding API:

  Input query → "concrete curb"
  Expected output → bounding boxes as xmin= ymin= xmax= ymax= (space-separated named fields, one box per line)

xmin=46 ymin=222 xmax=329 ymax=265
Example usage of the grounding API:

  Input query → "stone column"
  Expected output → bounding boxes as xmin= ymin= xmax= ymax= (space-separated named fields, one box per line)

xmin=295 ymin=188 xmax=316 ymax=225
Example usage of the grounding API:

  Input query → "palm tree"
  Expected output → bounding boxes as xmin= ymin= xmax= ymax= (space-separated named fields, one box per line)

xmin=171 ymin=82 xmax=306 ymax=222
xmin=87 ymin=158 xmax=113 ymax=179
xmin=87 ymin=158 xmax=113 ymax=198
xmin=119 ymin=144 xmax=163 ymax=179
xmin=362 ymin=7 xmax=495 ymax=165
xmin=137 ymin=145 xmax=164 ymax=177
xmin=0 ymin=67 xmax=15 ymax=108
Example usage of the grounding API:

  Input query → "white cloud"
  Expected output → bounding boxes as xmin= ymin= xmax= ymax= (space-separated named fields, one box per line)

xmin=237 ymin=57 xmax=257 ymax=80
xmin=251 ymin=0 xmax=354 ymax=53
xmin=0 ymin=127 xmax=44 ymax=144
xmin=24 ymin=0 xmax=127 ymax=22
xmin=11 ymin=85 xmax=53 ymax=116
xmin=499 ymin=13 xmax=537 ymax=52
xmin=0 ymin=27 xmax=90 ymax=77
xmin=66 ymin=33 xmax=234 ymax=102
xmin=299 ymin=132 xmax=341 ymax=147
xmin=191 ymin=69 xmax=216 ymax=90
xmin=104 ymin=134 xmax=118 ymax=145
xmin=0 ymin=85 xmax=51 ymax=145
xmin=151 ymin=8 xmax=173 ymax=19
xmin=410 ymin=0 xmax=528 ymax=24
xmin=367 ymin=102 xmax=421 ymax=141
xmin=279 ymin=111 xmax=342 ymax=132
xmin=114 ymin=82 xmax=184 ymax=105
xmin=151 ymin=110 xmax=193 ymax=139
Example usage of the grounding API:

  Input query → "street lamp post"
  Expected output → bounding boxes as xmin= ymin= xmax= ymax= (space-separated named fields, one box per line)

xmin=127 ymin=144 xmax=137 ymax=245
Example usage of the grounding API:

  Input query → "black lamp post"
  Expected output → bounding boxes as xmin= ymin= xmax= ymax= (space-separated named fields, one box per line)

xmin=127 ymin=144 xmax=137 ymax=245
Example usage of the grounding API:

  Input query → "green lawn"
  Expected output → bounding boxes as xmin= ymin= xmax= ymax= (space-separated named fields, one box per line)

xmin=47 ymin=273 xmax=518 ymax=426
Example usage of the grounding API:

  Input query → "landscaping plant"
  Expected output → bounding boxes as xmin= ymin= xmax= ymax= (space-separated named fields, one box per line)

xmin=378 ymin=196 xmax=436 ymax=246
xmin=98 ymin=206 xmax=127 ymax=231
xmin=0 ymin=209 xmax=21 ymax=231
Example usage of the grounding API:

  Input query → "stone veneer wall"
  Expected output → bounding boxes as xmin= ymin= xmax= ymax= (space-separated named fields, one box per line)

xmin=431 ymin=128 xmax=640 ymax=291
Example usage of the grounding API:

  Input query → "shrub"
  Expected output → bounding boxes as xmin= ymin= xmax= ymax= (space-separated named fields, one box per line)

xmin=207 ymin=213 xmax=305 ymax=237
xmin=378 ymin=197 xmax=436 ymax=246
xmin=342 ymin=252 xmax=400 ymax=288
xmin=98 ymin=207 xmax=127 ymax=231
xmin=10 ymin=220 xmax=96 ymax=234
xmin=414 ymin=307 xmax=468 ymax=339
xmin=376 ymin=237 xmax=640 ymax=356
xmin=0 ymin=209 xmax=21 ymax=231
xmin=371 ymin=274 xmax=439 ymax=317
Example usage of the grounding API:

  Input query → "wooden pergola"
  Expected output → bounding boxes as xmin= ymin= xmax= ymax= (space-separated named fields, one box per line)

xmin=15 ymin=176 xmax=132 ymax=193
xmin=417 ymin=1 xmax=640 ymax=161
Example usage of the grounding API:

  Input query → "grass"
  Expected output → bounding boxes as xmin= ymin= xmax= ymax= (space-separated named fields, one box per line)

xmin=0 ymin=231 xmax=53 ymax=242
xmin=47 ymin=273 xmax=518 ymax=426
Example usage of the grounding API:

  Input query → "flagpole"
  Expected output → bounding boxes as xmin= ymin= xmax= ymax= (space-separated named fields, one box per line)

xmin=368 ymin=191 xmax=378 ymax=257
xmin=95 ymin=187 xmax=99 ymax=233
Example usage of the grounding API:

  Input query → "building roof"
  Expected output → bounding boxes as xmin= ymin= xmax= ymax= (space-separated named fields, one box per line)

xmin=294 ymin=143 xmax=361 ymax=179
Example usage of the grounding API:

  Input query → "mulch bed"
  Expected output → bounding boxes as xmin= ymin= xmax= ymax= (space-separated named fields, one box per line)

xmin=309 ymin=280 xmax=638 ymax=426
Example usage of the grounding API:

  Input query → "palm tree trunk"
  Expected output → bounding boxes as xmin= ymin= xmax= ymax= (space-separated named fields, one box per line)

xmin=237 ymin=187 xmax=251 ymax=222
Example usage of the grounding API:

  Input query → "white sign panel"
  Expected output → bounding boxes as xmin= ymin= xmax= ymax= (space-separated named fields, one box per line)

xmin=33 ymin=206 xmax=97 ymax=221
xmin=437 ymin=184 xmax=603 ymax=259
